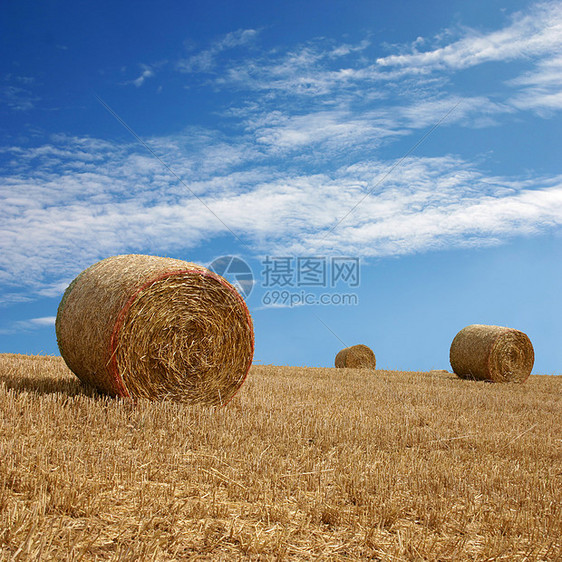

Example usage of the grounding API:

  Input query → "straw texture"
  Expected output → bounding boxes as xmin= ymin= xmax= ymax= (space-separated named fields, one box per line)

xmin=449 ymin=324 xmax=534 ymax=383
xmin=335 ymin=344 xmax=376 ymax=369
xmin=56 ymin=255 xmax=254 ymax=405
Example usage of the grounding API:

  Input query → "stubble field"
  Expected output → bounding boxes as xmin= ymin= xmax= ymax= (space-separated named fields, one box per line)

xmin=0 ymin=353 xmax=560 ymax=560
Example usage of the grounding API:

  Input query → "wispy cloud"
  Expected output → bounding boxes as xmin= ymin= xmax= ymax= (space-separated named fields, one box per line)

xmin=28 ymin=316 xmax=56 ymax=326
xmin=0 ymin=74 xmax=41 ymax=112
xmin=3 ymin=3 xmax=562 ymax=300
xmin=508 ymin=54 xmax=562 ymax=113
xmin=2 ymin=132 xmax=562 ymax=297
xmin=196 ymin=1 xmax=562 ymax=130
xmin=376 ymin=1 xmax=562 ymax=71
xmin=0 ymin=293 xmax=33 ymax=307
xmin=215 ymin=40 xmax=385 ymax=96
xmin=117 ymin=3 xmax=562 ymax=126
xmin=178 ymin=29 xmax=259 ymax=73
xmin=240 ymin=94 xmax=509 ymax=161
xmin=249 ymin=108 xmax=400 ymax=154
xmin=131 ymin=64 xmax=155 ymax=87
xmin=0 ymin=83 xmax=39 ymax=111
xmin=0 ymin=316 xmax=56 ymax=335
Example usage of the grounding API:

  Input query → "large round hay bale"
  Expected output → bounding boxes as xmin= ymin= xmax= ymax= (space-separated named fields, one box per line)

xmin=335 ymin=344 xmax=376 ymax=369
xmin=449 ymin=324 xmax=534 ymax=383
xmin=56 ymin=254 xmax=254 ymax=405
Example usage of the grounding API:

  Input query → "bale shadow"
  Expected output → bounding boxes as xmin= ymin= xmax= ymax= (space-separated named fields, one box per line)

xmin=0 ymin=371 xmax=106 ymax=400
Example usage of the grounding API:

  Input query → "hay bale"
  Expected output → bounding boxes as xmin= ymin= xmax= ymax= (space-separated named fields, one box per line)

xmin=56 ymin=254 xmax=254 ymax=405
xmin=449 ymin=324 xmax=534 ymax=383
xmin=335 ymin=344 xmax=376 ymax=369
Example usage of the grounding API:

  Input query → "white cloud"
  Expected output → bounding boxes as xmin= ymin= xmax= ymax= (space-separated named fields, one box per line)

xmin=217 ymin=159 xmax=562 ymax=258
xmin=0 ymin=293 xmax=32 ymax=307
xmin=4 ymin=7 xmax=562 ymax=299
xmin=0 ymin=85 xmax=39 ymax=111
xmin=301 ymin=176 xmax=562 ymax=257
xmin=218 ymin=29 xmax=259 ymax=49
xmin=376 ymin=1 xmax=562 ymax=71
xmin=508 ymin=54 xmax=562 ymax=113
xmin=329 ymin=39 xmax=370 ymax=58
xmin=3 ymin=133 xmax=561 ymax=300
xmin=122 ymin=2 xmax=562 ymax=135
xmin=249 ymin=109 xmax=400 ymax=153
xmin=391 ymin=95 xmax=511 ymax=129
xmin=132 ymin=65 xmax=154 ymax=87
xmin=210 ymin=35 xmax=409 ymax=99
xmin=175 ymin=4 xmax=562 ymax=134
xmin=178 ymin=29 xmax=258 ymax=73
xmin=196 ymin=2 xmax=561 ymax=105
xmin=28 ymin=316 xmax=56 ymax=326
xmin=1 ymin=75 xmax=40 ymax=111
xmin=239 ymin=94 xmax=509 ymax=160
xmin=0 ymin=316 xmax=56 ymax=335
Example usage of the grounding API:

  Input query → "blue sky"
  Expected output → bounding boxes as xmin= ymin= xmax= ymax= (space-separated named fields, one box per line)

xmin=1 ymin=0 xmax=562 ymax=373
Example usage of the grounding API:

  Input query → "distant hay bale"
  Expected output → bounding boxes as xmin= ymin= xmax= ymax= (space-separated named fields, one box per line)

xmin=56 ymin=254 xmax=254 ymax=405
xmin=449 ymin=324 xmax=534 ymax=383
xmin=335 ymin=344 xmax=376 ymax=369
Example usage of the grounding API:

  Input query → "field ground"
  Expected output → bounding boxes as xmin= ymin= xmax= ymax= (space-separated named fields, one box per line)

xmin=0 ymin=354 xmax=560 ymax=561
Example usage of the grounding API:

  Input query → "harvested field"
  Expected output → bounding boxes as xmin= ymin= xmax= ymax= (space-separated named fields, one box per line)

xmin=0 ymin=353 xmax=561 ymax=560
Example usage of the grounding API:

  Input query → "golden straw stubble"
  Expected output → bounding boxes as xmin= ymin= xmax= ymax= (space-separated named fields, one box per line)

xmin=56 ymin=254 xmax=254 ymax=405
xmin=335 ymin=344 xmax=376 ymax=369
xmin=449 ymin=324 xmax=534 ymax=383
